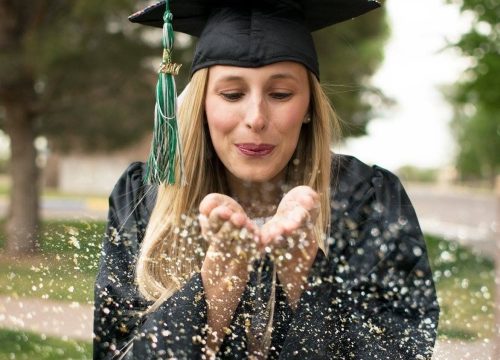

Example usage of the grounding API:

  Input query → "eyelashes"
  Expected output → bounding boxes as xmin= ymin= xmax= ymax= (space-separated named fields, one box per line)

xmin=220 ymin=92 xmax=244 ymax=101
xmin=270 ymin=92 xmax=292 ymax=100
xmin=219 ymin=92 xmax=293 ymax=101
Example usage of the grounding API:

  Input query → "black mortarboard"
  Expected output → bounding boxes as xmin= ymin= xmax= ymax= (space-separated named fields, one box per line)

xmin=129 ymin=0 xmax=381 ymax=79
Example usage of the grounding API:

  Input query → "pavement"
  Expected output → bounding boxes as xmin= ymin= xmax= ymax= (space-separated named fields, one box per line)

xmin=433 ymin=339 xmax=494 ymax=360
xmin=406 ymin=183 xmax=497 ymax=256
xmin=0 ymin=295 xmax=93 ymax=342
xmin=0 ymin=295 xmax=496 ymax=359
xmin=0 ymin=196 xmax=108 ymax=221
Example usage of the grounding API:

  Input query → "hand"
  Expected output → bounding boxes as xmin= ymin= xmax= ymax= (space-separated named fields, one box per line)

xmin=198 ymin=193 xmax=257 ymax=355
xmin=260 ymin=185 xmax=319 ymax=257
xmin=199 ymin=193 xmax=258 ymax=263
xmin=259 ymin=186 xmax=320 ymax=309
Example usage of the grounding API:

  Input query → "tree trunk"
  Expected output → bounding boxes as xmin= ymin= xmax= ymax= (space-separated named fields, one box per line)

xmin=3 ymin=97 xmax=40 ymax=255
xmin=0 ymin=1 xmax=45 ymax=255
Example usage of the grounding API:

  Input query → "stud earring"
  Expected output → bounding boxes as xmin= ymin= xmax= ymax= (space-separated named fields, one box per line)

xmin=303 ymin=115 xmax=311 ymax=124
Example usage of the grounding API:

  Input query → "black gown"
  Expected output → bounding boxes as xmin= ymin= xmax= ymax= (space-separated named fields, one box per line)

xmin=93 ymin=154 xmax=439 ymax=360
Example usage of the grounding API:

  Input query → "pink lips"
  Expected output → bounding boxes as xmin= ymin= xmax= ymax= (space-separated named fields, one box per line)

xmin=235 ymin=143 xmax=275 ymax=157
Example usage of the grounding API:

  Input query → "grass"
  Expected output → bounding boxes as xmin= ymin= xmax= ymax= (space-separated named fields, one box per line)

xmin=0 ymin=220 xmax=496 ymax=340
xmin=0 ymin=328 xmax=91 ymax=360
xmin=425 ymin=234 xmax=495 ymax=340
xmin=0 ymin=220 xmax=105 ymax=304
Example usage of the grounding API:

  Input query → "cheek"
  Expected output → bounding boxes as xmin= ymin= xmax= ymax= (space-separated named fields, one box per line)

xmin=282 ymin=124 xmax=303 ymax=156
xmin=273 ymin=105 xmax=306 ymax=140
xmin=205 ymin=99 xmax=239 ymax=138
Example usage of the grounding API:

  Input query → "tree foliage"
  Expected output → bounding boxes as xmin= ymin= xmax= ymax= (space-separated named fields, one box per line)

xmin=446 ymin=0 xmax=500 ymax=181
xmin=0 ymin=0 xmax=195 ymax=153
xmin=314 ymin=1 xmax=390 ymax=137
xmin=0 ymin=0 xmax=196 ymax=255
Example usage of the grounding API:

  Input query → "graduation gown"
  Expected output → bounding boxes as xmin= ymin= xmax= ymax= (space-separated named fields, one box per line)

xmin=93 ymin=154 xmax=439 ymax=360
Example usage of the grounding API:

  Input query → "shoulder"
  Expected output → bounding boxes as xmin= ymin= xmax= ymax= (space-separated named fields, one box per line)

xmin=328 ymin=155 xmax=427 ymax=280
xmin=108 ymin=162 xmax=157 ymax=228
xmin=112 ymin=161 xmax=147 ymax=193
xmin=331 ymin=154 xmax=415 ymax=224
xmin=332 ymin=154 xmax=401 ymax=190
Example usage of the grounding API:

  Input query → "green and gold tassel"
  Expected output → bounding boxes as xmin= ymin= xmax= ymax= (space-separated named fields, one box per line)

xmin=145 ymin=0 xmax=185 ymax=185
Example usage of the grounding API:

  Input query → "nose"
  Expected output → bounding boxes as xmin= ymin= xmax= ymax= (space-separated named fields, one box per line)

xmin=244 ymin=96 xmax=267 ymax=132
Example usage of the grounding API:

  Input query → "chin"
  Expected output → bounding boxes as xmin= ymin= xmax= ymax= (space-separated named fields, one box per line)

xmin=231 ymin=166 xmax=284 ymax=184
xmin=240 ymin=174 xmax=273 ymax=183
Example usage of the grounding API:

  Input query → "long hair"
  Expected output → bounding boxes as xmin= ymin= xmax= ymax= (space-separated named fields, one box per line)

xmin=136 ymin=67 xmax=339 ymax=308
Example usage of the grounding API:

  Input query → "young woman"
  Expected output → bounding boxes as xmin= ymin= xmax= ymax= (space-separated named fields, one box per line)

xmin=93 ymin=1 xmax=439 ymax=359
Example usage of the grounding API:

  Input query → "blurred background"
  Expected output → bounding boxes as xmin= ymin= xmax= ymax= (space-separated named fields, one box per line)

xmin=0 ymin=0 xmax=498 ymax=359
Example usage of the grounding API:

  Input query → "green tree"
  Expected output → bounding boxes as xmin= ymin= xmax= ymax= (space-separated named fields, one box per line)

xmin=0 ymin=0 xmax=192 ymax=255
xmin=446 ymin=0 xmax=500 ymax=181
xmin=314 ymin=1 xmax=390 ymax=137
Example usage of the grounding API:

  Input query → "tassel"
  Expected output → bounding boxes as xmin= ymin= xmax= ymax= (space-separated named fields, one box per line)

xmin=145 ymin=0 xmax=185 ymax=185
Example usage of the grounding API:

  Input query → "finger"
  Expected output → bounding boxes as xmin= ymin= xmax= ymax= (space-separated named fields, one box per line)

xmin=299 ymin=194 xmax=316 ymax=211
xmin=282 ymin=186 xmax=319 ymax=211
xmin=301 ymin=194 xmax=320 ymax=217
xmin=276 ymin=201 xmax=300 ymax=217
xmin=244 ymin=219 xmax=260 ymax=246
xmin=260 ymin=221 xmax=284 ymax=247
xmin=289 ymin=185 xmax=317 ymax=198
xmin=281 ymin=218 xmax=301 ymax=235
xmin=244 ymin=218 xmax=257 ymax=233
xmin=208 ymin=220 xmax=233 ymax=253
xmin=198 ymin=214 xmax=210 ymax=234
xmin=199 ymin=193 xmax=226 ymax=216
xmin=200 ymin=193 xmax=245 ymax=216
xmin=207 ymin=205 xmax=232 ymax=233
xmin=217 ymin=220 xmax=235 ymax=238
xmin=282 ymin=207 xmax=310 ymax=233
xmin=230 ymin=211 xmax=246 ymax=228
xmin=210 ymin=205 xmax=232 ymax=221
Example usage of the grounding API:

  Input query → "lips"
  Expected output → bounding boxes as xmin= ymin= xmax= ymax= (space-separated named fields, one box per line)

xmin=235 ymin=143 xmax=275 ymax=157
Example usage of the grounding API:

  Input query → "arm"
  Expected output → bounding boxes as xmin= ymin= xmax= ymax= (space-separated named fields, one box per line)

xmin=93 ymin=163 xmax=150 ymax=360
xmin=260 ymin=186 xmax=320 ymax=310
xmin=279 ymin=163 xmax=439 ymax=359
xmin=331 ymin=167 xmax=439 ymax=359
xmin=198 ymin=193 xmax=258 ymax=356
xmin=93 ymin=163 xmax=207 ymax=360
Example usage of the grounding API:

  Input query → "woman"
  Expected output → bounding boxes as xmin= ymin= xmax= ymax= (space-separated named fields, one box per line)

xmin=94 ymin=1 xmax=439 ymax=359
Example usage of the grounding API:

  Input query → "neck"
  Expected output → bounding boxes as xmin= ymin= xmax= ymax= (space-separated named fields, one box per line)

xmin=225 ymin=169 xmax=286 ymax=219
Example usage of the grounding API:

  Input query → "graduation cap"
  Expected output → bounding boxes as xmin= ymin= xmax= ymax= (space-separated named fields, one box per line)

xmin=129 ymin=0 xmax=381 ymax=185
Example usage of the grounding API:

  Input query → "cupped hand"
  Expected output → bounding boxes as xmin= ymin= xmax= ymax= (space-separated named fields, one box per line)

xmin=260 ymin=185 xmax=320 ymax=255
xmin=259 ymin=186 xmax=320 ymax=309
xmin=199 ymin=193 xmax=258 ymax=260
xmin=199 ymin=193 xmax=258 ymax=355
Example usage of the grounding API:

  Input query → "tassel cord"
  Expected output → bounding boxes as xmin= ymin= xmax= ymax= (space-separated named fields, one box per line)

xmin=145 ymin=0 xmax=185 ymax=185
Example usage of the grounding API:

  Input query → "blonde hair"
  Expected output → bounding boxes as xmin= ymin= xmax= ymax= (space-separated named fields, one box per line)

xmin=136 ymin=67 xmax=339 ymax=306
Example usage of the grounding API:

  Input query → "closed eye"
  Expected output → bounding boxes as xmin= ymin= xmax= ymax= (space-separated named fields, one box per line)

xmin=220 ymin=92 xmax=244 ymax=101
xmin=270 ymin=92 xmax=292 ymax=100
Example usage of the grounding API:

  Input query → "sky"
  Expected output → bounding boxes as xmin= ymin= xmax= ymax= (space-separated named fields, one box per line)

xmin=336 ymin=0 xmax=472 ymax=171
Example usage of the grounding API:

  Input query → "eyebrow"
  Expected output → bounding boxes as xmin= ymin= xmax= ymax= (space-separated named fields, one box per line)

xmin=215 ymin=72 xmax=299 ymax=83
xmin=269 ymin=72 xmax=299 ymax=82
xmin=216 ymin=75 xmax=244 ymax=82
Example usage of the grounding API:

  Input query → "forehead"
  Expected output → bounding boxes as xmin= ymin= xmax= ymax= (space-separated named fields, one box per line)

xmin=207 ymin=61 xmax=308 ymax=83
